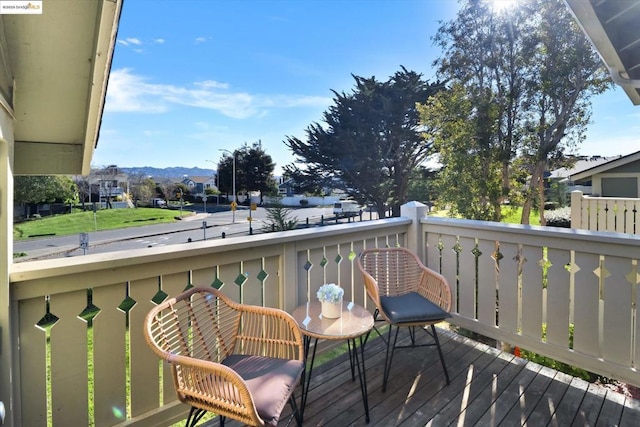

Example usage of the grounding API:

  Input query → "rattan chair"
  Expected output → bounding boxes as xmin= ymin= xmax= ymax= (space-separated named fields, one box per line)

xmin=143 ymin=287 xmax=304 ymax=427
xmin=357 ymin=247 xmax=452 ymax=392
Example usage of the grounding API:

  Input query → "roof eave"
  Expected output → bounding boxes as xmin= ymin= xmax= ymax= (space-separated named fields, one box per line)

xmin=564 ymin=0 xmax=640 ymax=105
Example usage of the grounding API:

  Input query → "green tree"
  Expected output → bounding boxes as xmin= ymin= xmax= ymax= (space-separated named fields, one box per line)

xmin=427 ymin=0 xmax=609 ymax=223
xmin=262 ymin=201 xmax=298 ymax=232
xmin=406 ymin=166 xmax=440 ymax=208
xmin=14 ymin=175 xmax=77 ymax=205
xmin=428 ymin=0 xmax=529 ymax=221
xmin=127 ymin=172 xmax=156 ymax=206
xmin=285 ymin=67 xmax=444 ymax=218
xmin=155 ymin=178 xmax=178 ymax=203
xmin=217 ymin=153 xmax=235 ymax=201
xmin=238 ymin=140 xmax=277 ymax=204
xmin=218 ymin=141 xmax=277 ymax=204
xmin=517 ymin=0 xmax=609 ymax=224
xmin=419 ymin=84 xmax=504 ymax=220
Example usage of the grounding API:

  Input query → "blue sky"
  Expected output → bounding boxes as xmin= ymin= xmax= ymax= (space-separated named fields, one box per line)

xmin=96 ymin=0 xmax=640 ymax=176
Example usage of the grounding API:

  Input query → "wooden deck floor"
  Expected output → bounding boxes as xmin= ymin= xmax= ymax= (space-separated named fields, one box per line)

xmin=202 ymin=327 xmax=640 ymax=426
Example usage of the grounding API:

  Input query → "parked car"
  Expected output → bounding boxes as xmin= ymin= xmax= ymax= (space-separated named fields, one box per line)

xmin=150 ymin=198 xmax=167 ymax=208
xmin=333 ymin=200 xmax=360 ymax=218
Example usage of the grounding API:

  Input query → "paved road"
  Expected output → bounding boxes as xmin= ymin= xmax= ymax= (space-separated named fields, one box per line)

xmin=13 ymin=206 xmax=374 ymax=262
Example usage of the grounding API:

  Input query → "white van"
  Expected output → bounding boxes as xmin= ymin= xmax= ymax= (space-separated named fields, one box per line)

xmin=333 ymin=200 xmax=360 ymax=218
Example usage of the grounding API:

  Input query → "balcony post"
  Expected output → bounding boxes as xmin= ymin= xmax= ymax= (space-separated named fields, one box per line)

xmin=0 ymin=108 xmax=16 ymax=426
xmin=401 ymin=201 xmax=428 ymax=261
xmin=571 ymin=190 xmax=583 ymax=229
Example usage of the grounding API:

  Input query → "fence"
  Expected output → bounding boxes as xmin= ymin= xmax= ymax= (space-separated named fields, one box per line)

xmin=571 ymin=190 xmax=639 ymax=235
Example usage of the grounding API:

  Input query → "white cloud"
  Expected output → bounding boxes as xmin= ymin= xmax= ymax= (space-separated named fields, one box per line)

xmin=105 ymin=69 xmax=168 ymax=113
xmin=126 ymin=37 xmax=142 ymax=45
xmin=195 ymin=80 xmax=229 ymax=90
xmin=105 ymin=68 xmax=331 ymax=118
xmin=154 ymin=38 xmax=165 ymax=44
xmin=143 ymin=130 xmax=164 ymax=137
xmin=195 ymin=36 xmax=207 ymax=44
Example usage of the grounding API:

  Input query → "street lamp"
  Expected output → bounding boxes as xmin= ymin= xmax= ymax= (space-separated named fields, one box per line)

xmin=219 ymin=149 xmax=236 ymax=224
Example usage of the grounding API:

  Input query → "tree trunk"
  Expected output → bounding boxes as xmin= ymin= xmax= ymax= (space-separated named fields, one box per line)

xmin=538 ymin=176 xmax=547 ymax=226
xmin=521 ymin=161 xmax=546 ymax=225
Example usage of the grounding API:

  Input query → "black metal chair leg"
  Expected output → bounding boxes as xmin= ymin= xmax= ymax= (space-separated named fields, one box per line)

xmin=431 ymin=324 xmax=450 ymax=384
xmin=382 ymin=325 xmax=401 ymax=392
xmin=186 ymin=407 xmax=207 ymax=427
xmin=288 ymin=392 xmax=303 ymax=426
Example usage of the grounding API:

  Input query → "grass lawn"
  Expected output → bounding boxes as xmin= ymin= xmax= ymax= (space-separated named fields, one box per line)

xmin=501 ymin=206 xmax=541 ymax=225
xmin=430 ymin=206 xmax=541 ymax=225
xmin=13 ymin=208 xmax=189 ymax=240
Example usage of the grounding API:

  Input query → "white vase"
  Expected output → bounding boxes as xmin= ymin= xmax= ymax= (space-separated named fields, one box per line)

xmin=321 ymin=301 xmax=342 ymax=319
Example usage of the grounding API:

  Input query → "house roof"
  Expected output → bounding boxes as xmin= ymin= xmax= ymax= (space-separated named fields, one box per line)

xmin=565 ymin=0 xmax=640 ymax=105
xmin=549 ymin=155 xmax=621 ymax=181
xmin=190 ymin=176 xmax=216 ymax=183
xmin=5 ymin=0 xmax=122 ymax=175
xmin=571 ymin=150 xmax=640 ymax=181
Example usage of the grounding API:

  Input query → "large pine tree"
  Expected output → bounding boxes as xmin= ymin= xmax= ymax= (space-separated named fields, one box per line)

xmin=284 ymin=67 xmax=444 ymax=218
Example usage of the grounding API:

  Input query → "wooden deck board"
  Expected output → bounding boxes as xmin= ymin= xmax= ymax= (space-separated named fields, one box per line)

xmin=620 ymin=396 xmax=640 ymax=426
xmin=525 ymin=369 xmax=573 ymax=426
xmin=200 ymin=327 xmax=640 ymax=427
xmin=595 ymin=389 xmax=625 ymax=426
xmin=547 ymin=376 xmax=589 ymax=426
xmin=572 ymin=382 xmax=608 ymax=426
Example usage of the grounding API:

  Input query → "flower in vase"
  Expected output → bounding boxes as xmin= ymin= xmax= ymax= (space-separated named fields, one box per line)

xmin=316 ymin=283 xmax=344 ymax=303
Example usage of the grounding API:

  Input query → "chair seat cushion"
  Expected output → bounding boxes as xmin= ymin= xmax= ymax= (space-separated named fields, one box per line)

xmin=380 ymin=292 xmax=451 ymax=324
xmin=222 ymin=354 xmax=304 ymax=426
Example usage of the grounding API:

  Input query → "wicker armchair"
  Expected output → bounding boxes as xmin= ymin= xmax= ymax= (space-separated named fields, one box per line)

xmin=143 ymin=287 xmax=304 ymax=427
xmin=357 ymin=247 xmax=452 ymax=391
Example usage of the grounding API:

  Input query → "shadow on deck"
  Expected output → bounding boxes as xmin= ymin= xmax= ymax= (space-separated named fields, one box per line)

xmin=202 ymin=327 xmax=640 ymax=426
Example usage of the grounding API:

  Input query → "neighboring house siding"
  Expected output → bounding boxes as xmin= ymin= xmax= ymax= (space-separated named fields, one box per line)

xmin=613 ymin=159 xmax=640 ymax=173
xmin=571 ymin=152 xmax=640 ymax=197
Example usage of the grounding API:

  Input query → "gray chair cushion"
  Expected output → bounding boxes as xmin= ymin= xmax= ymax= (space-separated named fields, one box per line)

xmin=222 ymin=354 xmax=303 ymax=426
xmin=380 ymin=291 xmax=451 ymax=324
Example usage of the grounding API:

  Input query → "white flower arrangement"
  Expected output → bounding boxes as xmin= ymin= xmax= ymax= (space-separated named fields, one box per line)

xmin=316 ymin=283 xmax=344 ymax=303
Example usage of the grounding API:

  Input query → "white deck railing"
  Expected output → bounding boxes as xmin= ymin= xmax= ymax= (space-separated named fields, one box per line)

xmin=8 ymin=218 xmax=410 ymax=427
xmin=571 ymin=190 xmax=640 ymax=235
xmin=5 ymin=202 xmax=640 ymax=426
xmin=424 ymin=216 xmax=640 ymax=388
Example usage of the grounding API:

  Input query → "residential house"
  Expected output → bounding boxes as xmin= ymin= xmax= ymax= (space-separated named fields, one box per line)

xmin=188 ymin=175 xmax=217 ymax=196
xmin=179 ymin=176 xmax=198 ymax=194
xmin=90 ymin=165 xmax=129 ymax=202
xmin=570 ymin=150 xmax=640 ymax=197
xmin=278 ymin=177 xmax=296 ymax=197
xmin=547 ymin=155 xmax=621 ymax=201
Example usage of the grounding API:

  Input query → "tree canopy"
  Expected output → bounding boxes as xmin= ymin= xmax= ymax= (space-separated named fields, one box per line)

xmin=14 ymin=176 xmax=77 ymax=205
xmin=422 ymin=0 xmax=609 ymax=222
xmin=217 ymin=141 xmax=277 ymax=203
xmin=284 ymin=67 xmax=444 ymax=218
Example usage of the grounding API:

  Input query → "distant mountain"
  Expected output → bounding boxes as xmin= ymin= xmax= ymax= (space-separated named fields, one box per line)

xmin=120 ymin=166 xmax=216 ymax=179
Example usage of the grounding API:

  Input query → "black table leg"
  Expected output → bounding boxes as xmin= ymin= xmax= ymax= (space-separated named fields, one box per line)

xmin=300 ymin=334 xmax=370 ymax=424
xmin=351 ymin=335 xmax=370 ymax=423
